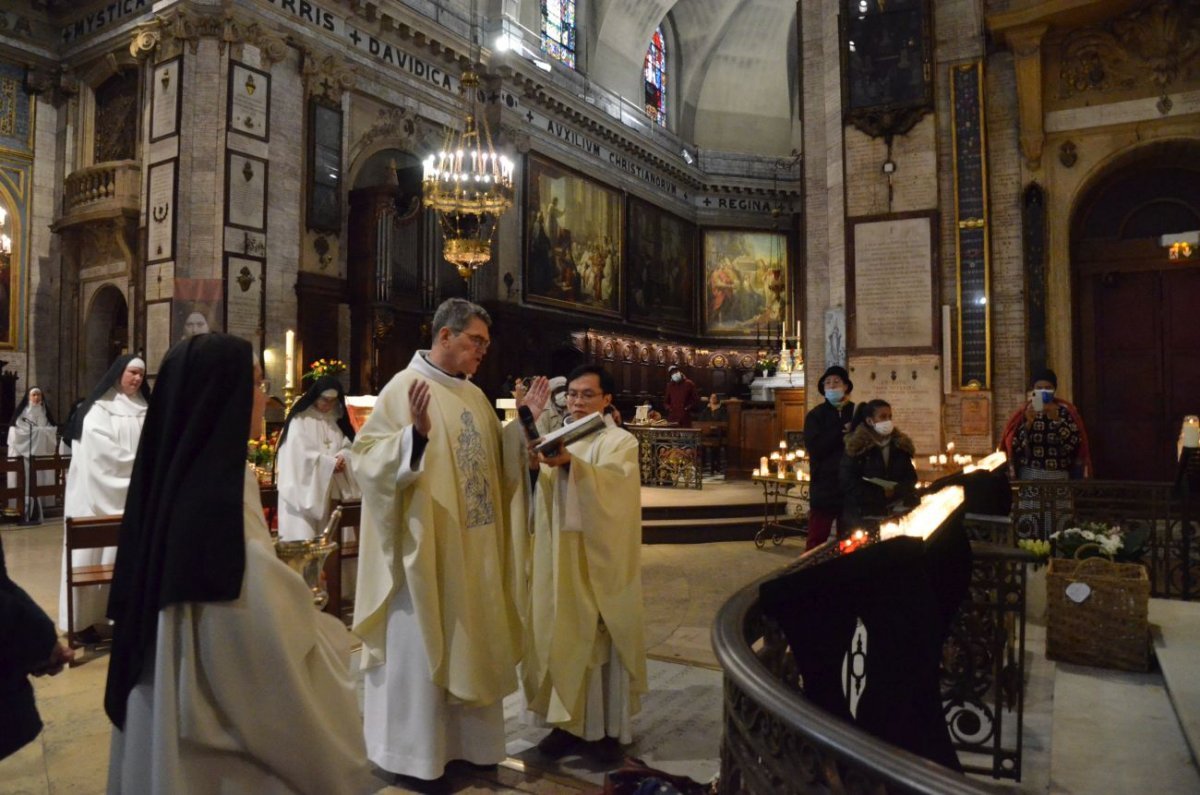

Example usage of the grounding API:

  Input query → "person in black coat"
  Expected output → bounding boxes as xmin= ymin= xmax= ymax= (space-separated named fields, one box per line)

xmin=840 ymin=399 xmax=919 ymax=529
xmin=803 ymin=366 xmax=856 ymax=550
xmin=1 ymin=535 xmax=74 ymax=760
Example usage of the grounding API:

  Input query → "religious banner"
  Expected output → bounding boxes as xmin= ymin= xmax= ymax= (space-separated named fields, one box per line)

xmin=626 ymin=196 xmax=696 ymax=331
xmin=702 ymin=229 xmax=788 ymax=337
xmin=228 ymin=62 xmax=270 ymax=141
xmin=847 ymin=354 xmax=943 ymax=456
xmin=172 ymin=278 xmax=223 ymax=341
xmin=524 ymin=153 xmax=623 ymax=318
xmin=848 ymin=212 xmax=937 ymax=353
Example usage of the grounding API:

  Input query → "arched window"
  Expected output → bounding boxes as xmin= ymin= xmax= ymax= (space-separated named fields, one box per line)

xmin=541 ymin=0 xmax=577 ymax=69
xmin=644 ymin=26 xmax=667 ymax=127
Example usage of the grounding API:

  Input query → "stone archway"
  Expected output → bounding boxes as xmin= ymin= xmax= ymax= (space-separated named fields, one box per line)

xmin=1071 ymin=140 xmax=1200 ymax=481
xmin=81 ymin=284 xmax=128 ymax=392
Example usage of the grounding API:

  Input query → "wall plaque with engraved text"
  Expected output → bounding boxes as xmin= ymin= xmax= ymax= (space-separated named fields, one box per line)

xmin=225 ymin=255 xmax=265 ymax=356
xmin=226 ymin=152 xmax=268 ymax=231
xmin=150 ymin=57 xmax=181 ymax=142
xmin=848 ymin=213 xmax=937 ymax=353
xmin=146 ymin=159 xmax=177 ymax=264
xmin=228 ymin=62 xmax=270 ymax=141
xmin=848 ymin=354 xmax=943 ymax=455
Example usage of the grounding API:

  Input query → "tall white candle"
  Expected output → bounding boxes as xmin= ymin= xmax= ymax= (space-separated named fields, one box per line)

xmin=285 ymin=329 xmax=295 ymax=389
xmin=1183 ymin=416 xmax=1200 ymax=448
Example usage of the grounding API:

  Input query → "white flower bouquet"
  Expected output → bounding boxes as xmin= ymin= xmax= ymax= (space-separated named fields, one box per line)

xmin=1049 ymin=521 xmax=1148 ymax=563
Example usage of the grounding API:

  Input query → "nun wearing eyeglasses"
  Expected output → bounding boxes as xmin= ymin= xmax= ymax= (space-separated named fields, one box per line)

xmin=60 ymin=355 xmax=150 ymax=638
xmin=275 ymin=376 xmax=360 ymax=542
xmin=104 ymin=333 xmax=373 ymax=795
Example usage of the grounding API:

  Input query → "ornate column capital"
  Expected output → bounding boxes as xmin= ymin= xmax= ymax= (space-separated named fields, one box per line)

xmin=300 ymin=47 xmax=357 ymax=102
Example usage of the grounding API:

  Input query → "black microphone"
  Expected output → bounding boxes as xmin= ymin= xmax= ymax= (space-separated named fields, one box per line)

xmin=517 ymin=405 xmax=540 ymax=442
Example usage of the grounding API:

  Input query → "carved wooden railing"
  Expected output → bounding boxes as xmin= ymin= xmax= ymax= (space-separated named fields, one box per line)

xmin=62 ymin=160 xmax=141 ymax=218
xmin=713 ymin=536 xmax=1016 ymax=794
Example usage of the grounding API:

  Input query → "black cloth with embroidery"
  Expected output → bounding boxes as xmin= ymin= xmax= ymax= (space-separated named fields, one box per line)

xmin=279 ymin=375 xmax=355 ymax=447
xmin=758 ymin=515 xmax=971 ymax=771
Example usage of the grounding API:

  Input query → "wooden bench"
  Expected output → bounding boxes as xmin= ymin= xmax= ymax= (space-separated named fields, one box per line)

xmin=325 ymin=500 xmax=361 ymax=622
xmin=0 ymin=454 xmax=26 ymax=519
xmin=28 ymin=452 xmax=70 ymax=518
xmin=63 ymin=514 xmax=123 ymax=648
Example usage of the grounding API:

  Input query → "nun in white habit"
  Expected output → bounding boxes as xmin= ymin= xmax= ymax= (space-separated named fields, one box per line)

xmin=7 ymin=387 xmax=65 ymax=515
xmin=104 ymin=333 xmax=373 ymax=795
xmin=275 ymin=376 xmax=360 ymax=542
xmin=60 ymin=355 xmax=150 ymax=636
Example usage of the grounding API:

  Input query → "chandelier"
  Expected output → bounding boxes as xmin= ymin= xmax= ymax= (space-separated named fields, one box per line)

xmin=422 ymin=70 xmax=514 ymax=280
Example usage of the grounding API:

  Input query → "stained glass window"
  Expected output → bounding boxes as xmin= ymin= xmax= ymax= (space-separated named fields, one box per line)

xmin=644 ymin=26 xmax=667 ymax=127
xmin=541 ymin=0 xmax=576 ymax=69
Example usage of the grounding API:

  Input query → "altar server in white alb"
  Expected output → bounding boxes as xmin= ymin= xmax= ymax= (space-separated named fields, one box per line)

xmin=276 ymin=376 xmax=360 ymax=541
xmin=60 ymin=355 xmax=150 ymax=638
xmin=7 ymin=387 xmax=66 ymax=516
xmin=104 ymin=333 xmax=373 ymax=795
xmin=523 ymin=364 xmax=647 ymax=763
xmin=352 ymin=298 xmax=547 ymax=788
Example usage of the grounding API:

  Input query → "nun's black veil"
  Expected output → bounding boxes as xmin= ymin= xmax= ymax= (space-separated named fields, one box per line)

xmin=104 ymin=333 xmax=254 ymax=729
xmin=278 ymin=374 xmax=355 ymax=446
xmin=66 ymin=354 xmax=152 ymax=443
xmin=12 ymin=386 xmax=57 ymax=426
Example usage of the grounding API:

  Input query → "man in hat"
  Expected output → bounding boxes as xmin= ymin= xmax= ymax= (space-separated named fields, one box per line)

xmin=351 ymin=298 xmax=548 ymax=788
xmin=276 ymin=376 xmax=360 ymax=541
xmin=663 ymin=365 xmax=698 ymax=428
xmin=1001 ymin=368 xmax=1092 ymax=480
xmin=803 ymin=366 xmax=855 ymax=549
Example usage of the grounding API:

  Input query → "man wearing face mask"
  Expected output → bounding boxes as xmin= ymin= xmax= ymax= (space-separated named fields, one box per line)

xmin=663 ymin=365 xmax=698 ymax=428
xmin=840 ymin=399 xmax=918 ymax=528
xmin=536 ymin=376 xmax=569 ymax=437
xmin=803 ymin=366 xmax=855 ymax=550
xmin=1001 ymin=369 xmax=1092 ymax=480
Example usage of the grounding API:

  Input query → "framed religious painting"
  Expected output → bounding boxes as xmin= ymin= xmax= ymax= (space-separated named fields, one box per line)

xmin=523 ymin=153 xmax=623 ymax=318
xmin=626 ymin=195 xmax=697 ymax=332
xmin=702 ymin=229 xmax=789 ymax=338
xmin=840 ymin=0 xmax=934 ymax=140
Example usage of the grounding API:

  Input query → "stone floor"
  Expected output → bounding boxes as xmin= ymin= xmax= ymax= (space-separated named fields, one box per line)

xmin=0 ymin=515 xmax=798 ymax=794
xmin=5 ymin=512 xmax=1198 ymax=794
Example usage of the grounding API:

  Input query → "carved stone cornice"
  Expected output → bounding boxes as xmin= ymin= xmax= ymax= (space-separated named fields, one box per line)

xmin=351 ymin=106 xmax=441 ymax=163
xmin=1058 ymin=0 xmax=1200 ymax=99
xmin=300 ymin=46 xmax=357 ymax=102
xmin=129 ymin=7 xmax=288 ymax=65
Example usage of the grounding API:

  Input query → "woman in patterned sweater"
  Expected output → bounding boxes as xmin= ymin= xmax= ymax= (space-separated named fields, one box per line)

xmin=1001 ymin=369 xmax=1092 ymax=481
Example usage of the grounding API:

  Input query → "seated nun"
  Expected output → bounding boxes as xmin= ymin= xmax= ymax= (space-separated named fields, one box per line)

xmin=61 ymin=355 xmax=150 ymax=640
xmin=7 ymin=387 xmax=66 ymax=515
xmin=104 ymin=333 xmax=374 ymax=795
xmin=276 ymin=376 xmax=360 ymax=542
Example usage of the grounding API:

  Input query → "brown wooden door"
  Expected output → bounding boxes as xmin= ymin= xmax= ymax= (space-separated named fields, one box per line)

xmin=1079 ymin=251 xmax=1200 ymax=481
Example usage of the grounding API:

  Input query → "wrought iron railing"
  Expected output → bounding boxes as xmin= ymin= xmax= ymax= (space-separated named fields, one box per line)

xmin=1011 ymin=479 xmax=1200 ymax=600
xmin=713 ymin=538 xmax=1012 ymax=794
xmin=627 ymin=426 xmax=702 ymax=489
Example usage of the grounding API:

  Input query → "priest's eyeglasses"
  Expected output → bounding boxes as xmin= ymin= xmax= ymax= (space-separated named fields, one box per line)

xmin=567 ymin=390 xmax=600 ymax=401
xmin=460 ymin=332 xmax=491 ymax=351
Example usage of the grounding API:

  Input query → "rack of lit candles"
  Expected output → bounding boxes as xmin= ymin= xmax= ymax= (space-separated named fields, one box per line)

xmin=753 ymin=439 xmax=810 ymax=481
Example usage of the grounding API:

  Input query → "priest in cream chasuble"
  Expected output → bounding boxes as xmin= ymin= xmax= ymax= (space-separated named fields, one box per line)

xmin=523 ymin=365 xmax=647 ymax=759
xmin=351 ymin=299 xmax=547 ymax=783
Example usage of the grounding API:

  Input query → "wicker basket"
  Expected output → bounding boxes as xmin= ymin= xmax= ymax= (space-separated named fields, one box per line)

xmin=1046 ymin=555 xmax=1150 ymax=672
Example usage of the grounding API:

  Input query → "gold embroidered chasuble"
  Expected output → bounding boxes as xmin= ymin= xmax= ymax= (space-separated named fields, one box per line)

xmin=352 ymin=353 xmax=530 ymax=707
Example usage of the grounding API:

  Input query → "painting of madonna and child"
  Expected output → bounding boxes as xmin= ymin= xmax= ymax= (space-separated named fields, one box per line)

xmin=703 ymin=230 xmax=789 ymax=336
xmin=524 ymin=153 xmax=623 ymax=317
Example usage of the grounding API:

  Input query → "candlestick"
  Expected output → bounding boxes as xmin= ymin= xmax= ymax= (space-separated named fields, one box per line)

xmin=285 ymin=329 xmax=295 ymax=390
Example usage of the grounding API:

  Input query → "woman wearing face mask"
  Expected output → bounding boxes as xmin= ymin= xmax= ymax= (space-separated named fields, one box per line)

xmin=839 ymin=399 xmax=918 ymax=529
xmin=802 ymin=366 xmax=856 ymax=550
xmin=1001 ymin=369 xmax=1091 ymax=480
xmin=536 ymin=376 xmax=569 ymax=436
xmin=663 ymin=365 xmax=698 ymax=428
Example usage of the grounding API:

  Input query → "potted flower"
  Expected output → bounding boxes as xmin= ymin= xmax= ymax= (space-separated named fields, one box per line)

xmin=247 ymin=430 xmax=279 ymax=485
xmin=302 ymin=357 xmax=347 ymax=383
xmin=1049 ymin=521 xmax=1149 ymax=563
xmin=756 ymin=354 xmax=779 ymax=378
